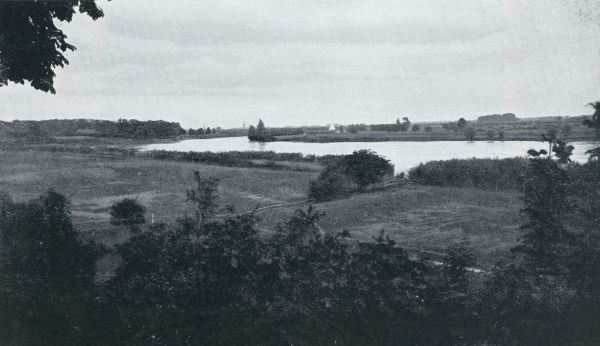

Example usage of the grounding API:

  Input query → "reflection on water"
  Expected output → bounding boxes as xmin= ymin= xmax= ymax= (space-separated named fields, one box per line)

xmin=139 ymin=137 xmax=597 ymax=173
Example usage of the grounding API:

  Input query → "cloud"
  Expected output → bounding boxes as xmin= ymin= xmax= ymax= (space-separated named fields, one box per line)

xmin=105 ymin=0 xmax=505 ymax=46
xmin=1 ymin=0 xmax=599 ymax=128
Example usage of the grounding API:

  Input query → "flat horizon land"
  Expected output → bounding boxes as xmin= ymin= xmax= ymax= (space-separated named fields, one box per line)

xmin=273 ymin=115 xmax=596 ymax=142
xmin=0 ymin=147 xmax=524 ymax=267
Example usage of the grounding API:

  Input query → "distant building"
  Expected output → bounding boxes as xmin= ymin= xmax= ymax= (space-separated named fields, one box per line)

xmin=477 ymin=113 xmax=518 ymax=122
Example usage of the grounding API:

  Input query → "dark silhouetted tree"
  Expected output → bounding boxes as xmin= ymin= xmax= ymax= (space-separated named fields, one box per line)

xmin=464 ymin=127 xmax=476 ymax=141
xmin=0 ymin=190 xmax=98 ymax=345
xmin=583 ymin=101 xmax=600 ymax=139
xmin=248 ymin=125 xmax=256 ymax=138
xmin=256 ymin=119 xmax=266 ymax=135
xmin=110 ymin=198 xmax=146 ymax=232
xmin=0 ymin=1 xmax=104 ymax=93
xmin=187 ymin=171 xmax=220 ymax=224
xmin=340 ymin=150 xmax=394 ymax=190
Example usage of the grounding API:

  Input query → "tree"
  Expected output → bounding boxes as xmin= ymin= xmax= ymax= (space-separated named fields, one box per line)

xmin=400 ymin=117 xmax=411 ymax=132
xmin=187 ymin=171 xmax=220 ymax=224
xmin=340 ymin=150 xmax=394 ymax=190
xmin=464 ymin=127 xmax=476 ymax=141
xmin=425 ymin=126 xmax=433 ymax=133
xmin=248 ymin=125 xmax=257 ymax=139
xmin=513 ymin=158 xmax=571 ymax=271
xmin=0 ymin=190 xmax=98 ymax=345
xmin=308 ymin=165 xmax=356 ymax=201
xmin=486 ymin=129 xmax=496 ymax=141
xmin=498 ymin=130 xmax=505 ymax=141
xmin=197 ymin=127 xmax=205 ymax=135
xmin=583 ymin=101 xmax=600 ymax=139
xmin=110 ymin=198 xmax=146 ymax=232
xmin=552 ymin=140 xmax=574 ymax=164
xmin=411 ymin=124 xmax=420 ymax=132
xmin=457 ymin=118 xmax=467 ymax=129
xmin=249 ymin=119 xmax=273 ymax=141
xmin=583 ymin=102 xmax=600 ymax=160
xmin=256 ymin=119 xmax=266 ymax=136
xmin=205 ymin=127 xmax=212 ymax=134
xmin=0 ymin=1 xmax=104 ymax=93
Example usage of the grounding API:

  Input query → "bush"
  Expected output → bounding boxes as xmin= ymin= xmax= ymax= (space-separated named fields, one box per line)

xmin=110 ymin=198 xmax=146 ymax=229
xmin=408 ymin=157 xmax=528 ymax=190
xmin=339 ymin=149 xmax=394 ymax=190
xmin=308 ymin=166 xmax=355 ymax=201
xmin=309 ymin=150 xmax=394 ymax=201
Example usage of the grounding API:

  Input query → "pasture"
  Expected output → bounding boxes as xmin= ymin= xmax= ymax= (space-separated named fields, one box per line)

xmin=0 ymin=149 xmax=524 ymax=265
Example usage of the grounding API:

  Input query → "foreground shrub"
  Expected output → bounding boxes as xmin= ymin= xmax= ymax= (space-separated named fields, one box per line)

xmin=0 ymin=190 xmax=99 ymax=345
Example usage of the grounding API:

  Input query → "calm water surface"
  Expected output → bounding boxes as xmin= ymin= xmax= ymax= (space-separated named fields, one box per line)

xmin=139 ymin=137 xmax=597 ymax=173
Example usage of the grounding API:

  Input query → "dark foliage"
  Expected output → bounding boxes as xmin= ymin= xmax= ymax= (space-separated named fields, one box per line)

xmin=409 ymin=157 xmax=529 ymax=190
xmin=147 ymin=149 xmax=322 ymax=171
xmin=0 ymin=0 xmax=104 ymax=93
xmin=309 ymin=150 xmax=394 ymax=200
xmin=110 ymin=198 xmax=146 ymax=231
xmin=464 ymin=126 xmax=476 ymax=141
xmin=0 ymin=190 xmax=99 ymax=345
xmin=1 ymin=153 xmax=599 ymax=344
xmin=0 ymin=118 xmax=184 ymax=139
xmin=248 ymin=119 xmax=275 ymax=141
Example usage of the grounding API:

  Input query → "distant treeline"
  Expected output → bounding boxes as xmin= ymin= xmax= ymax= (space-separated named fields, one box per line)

xmin=0 ymin=119 xmax=185 ymax=139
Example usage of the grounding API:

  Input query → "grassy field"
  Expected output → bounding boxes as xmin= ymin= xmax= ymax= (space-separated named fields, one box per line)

xmin=0 ymin=149 xmax=524 ymax=266
xmin=0 ymin=150 xmax=316 ymax=244
xmin=259 ymin=185 xmax=523 ymax=266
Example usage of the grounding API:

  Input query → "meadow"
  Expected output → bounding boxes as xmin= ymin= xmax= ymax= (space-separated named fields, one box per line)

xmin=0 ymin=148 xmax=524 ymax=266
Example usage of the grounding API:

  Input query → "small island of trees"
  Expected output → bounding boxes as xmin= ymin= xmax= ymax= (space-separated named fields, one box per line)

xmin=248 ymin=119 xmax=275 ymax=142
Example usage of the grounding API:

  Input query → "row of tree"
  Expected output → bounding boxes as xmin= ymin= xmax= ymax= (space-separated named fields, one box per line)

xmin=187 ymin=127 xmax=219 ymax=135
xmin=0 ymin=119 xmax=186 ymax=139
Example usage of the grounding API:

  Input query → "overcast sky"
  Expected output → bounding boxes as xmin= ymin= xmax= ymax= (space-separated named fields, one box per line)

xmin=1 ymin=0 xmax=600 ymax=128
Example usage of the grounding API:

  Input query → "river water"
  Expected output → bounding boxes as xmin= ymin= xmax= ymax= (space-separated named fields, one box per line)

xmin=138 ymin=137 xmax=597 ymax=173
